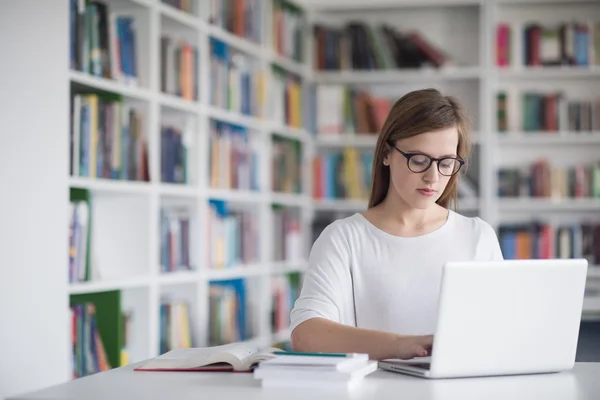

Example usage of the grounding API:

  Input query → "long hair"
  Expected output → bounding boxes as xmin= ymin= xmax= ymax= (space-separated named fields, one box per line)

xmin=368 ymin=88 xmax=472 ymax=210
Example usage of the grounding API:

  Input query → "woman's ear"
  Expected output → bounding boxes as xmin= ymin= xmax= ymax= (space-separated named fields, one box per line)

xmin=382 ymin=142 xmax=391 ymax=166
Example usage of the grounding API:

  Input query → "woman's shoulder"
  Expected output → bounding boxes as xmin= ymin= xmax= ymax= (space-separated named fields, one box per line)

xmin=315 ymin=213 xmax=368 ymax=241
xmin=450 ymin=210 xmax=496 ymax=238
xmin=312 ymin=213 xmax=378 ymax=251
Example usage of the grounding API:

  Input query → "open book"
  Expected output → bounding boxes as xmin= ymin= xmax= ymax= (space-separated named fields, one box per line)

xmin=135 ymin=343 xmax=281 ymax=372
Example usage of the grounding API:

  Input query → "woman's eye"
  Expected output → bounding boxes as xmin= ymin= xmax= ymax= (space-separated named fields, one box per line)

xmin=412 ymin=157 xmax=428 ymax=165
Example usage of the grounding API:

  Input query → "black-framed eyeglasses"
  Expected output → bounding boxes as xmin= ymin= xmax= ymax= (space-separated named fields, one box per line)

xmin=390 ymin=144 xmax=465 ymax=176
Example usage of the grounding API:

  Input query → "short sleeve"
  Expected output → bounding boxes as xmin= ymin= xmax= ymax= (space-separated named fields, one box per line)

xmin=477 ymin=218 xmax=504 ymax=261
xmin=289 ymin=221 xmax=355 ymax=333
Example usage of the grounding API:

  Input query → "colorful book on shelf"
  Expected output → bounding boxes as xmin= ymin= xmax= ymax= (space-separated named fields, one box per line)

xmin=135 ymin=343 xmax=281 ymax=372
xmin=70 ymin=290 xmax=124 ymax=375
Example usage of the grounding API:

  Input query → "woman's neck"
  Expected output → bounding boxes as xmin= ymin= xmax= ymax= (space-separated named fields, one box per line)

xmin=363 ymin=192 xmax=449 ymax=237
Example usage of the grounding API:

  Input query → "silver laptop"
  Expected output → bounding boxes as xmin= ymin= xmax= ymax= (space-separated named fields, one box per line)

xmin=379 ymin=259 xmax=588 ymax=379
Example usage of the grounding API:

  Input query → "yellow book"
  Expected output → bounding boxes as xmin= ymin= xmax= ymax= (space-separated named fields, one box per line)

xmin=179 ymin=303 xmax=192 ymax=348
xmin=86 ymin=95 xmax=98 ymax=179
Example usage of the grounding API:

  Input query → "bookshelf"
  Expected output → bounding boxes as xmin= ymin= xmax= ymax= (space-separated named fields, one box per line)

xmin=13 ymin=0 xmax=599 ymax=385
xmin=66 ymin=0 xmax=312 ymax=374
xmin=303 ymin=0 xmax=600 ymax=323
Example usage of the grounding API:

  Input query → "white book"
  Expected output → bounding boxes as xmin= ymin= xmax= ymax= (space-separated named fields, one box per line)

xmin=254 ymin=360 xmax=378 ymax=381
xmin=259 ymin=353 xmax=369 ymax=372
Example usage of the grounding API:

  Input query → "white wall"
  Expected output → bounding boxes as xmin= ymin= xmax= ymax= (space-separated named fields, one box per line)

xmin=0 ymin=1 xmax=70 ymax=399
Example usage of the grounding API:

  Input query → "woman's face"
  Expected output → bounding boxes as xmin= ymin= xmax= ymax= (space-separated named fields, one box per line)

xmin=383 ymin=126 xmax=459 ymax=210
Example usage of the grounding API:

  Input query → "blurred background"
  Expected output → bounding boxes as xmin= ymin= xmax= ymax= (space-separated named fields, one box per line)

xmin=1 ymin=0 xmax=599 ymax=398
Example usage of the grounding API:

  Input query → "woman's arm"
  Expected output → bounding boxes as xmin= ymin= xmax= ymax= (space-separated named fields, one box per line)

xmin=291 ymin=317 xmax=433 ymax=361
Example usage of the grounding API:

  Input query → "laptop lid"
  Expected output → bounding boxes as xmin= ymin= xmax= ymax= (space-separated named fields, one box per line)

xmin=428 ymin=259 xmax=588 ymax=378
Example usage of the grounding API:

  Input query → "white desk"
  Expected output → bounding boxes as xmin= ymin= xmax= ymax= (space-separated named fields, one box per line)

xmin=9 ymin=362 xmax=600 ymax=400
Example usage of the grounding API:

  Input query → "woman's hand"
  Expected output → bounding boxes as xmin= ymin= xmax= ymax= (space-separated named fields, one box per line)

xmin=394 ymin=334 xmax=434 ymax=359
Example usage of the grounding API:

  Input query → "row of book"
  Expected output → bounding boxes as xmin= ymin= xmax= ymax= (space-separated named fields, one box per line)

xmin=496 ymin=22 xmax=600 ymax=67
xmin=70 ymin=92 xmax=150 ymax=181
xmin=70 ymin=0 xmax=139 ymax=84
xmin=272 ymin=137 xmax=302 ymax=194
xmin=272 ymin=0 xmax=305 ymax=63
xmin=313 ymin=22 xmax=448 ymax=71
xmin=159 ymin=300 xmax=194 ymax=354
xmin=161 ymin=0 xmax=195 ymax=14
xmin=71 ymin=303 xmax=111 ymax=378
xmin=209 ymin=120 xmax=260 ymax=191
xmin=497 ymin=92 xmax=600 ymax=133
xmin=210 ymin=38 xmax=263 ymax=118
xmin=70 ymin=291 xmax=130 ymax=377
xmin=160 ymin=37 xmax=199 ymax=101
xmin=498 ymin=160 xmax=600 ymax=199
xmin=271 ymin=67 xmax=303 ymax=129
xmin=316 ymin=85 xmax=391 ymax=135
xmin=313 ymin=150 xmax=374 ymax=200
xmin=209 ymin=0 xmax=262 ymax=44
xmin=208 ymin=279 xmax=250 ymax=346
xmin=271 ymin=273 xmax=301 ymax=334
xmin=207 ymin=201 xmax=259 ymax=269
xmin=499 ymin=222 xmax=600 ymax=263
xmin=272 ymin=207 xmax=303 ymax=263
xmin=160 ymin=208 xmax=192 ymax=273
xmin=69 ymin=190 xmax=91 ymax=284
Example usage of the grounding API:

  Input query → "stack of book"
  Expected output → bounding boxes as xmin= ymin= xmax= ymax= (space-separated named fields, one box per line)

xmin=253 ymin=352 xmax=377 ymax=390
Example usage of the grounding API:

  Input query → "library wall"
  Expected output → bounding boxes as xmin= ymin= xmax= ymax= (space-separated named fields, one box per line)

xmin=0 ymin=2 xmax=71 ymax=400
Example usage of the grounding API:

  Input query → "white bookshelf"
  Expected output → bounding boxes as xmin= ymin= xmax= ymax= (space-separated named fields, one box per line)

xmin=63 ymin=0 xmax=600 ymax=376
xmin=303 ymin=0 xmax=600 ymax=322
xmin=67 ymin=0 xmax=314 ymax=368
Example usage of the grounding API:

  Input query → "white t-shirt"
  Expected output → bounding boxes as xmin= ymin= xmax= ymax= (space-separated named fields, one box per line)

xmin=289 ymin=210 xmax=504 ymax=336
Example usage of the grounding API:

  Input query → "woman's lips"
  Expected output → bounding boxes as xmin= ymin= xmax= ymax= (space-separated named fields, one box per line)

xmin=417 ymin=188 xmax=436 ymax=197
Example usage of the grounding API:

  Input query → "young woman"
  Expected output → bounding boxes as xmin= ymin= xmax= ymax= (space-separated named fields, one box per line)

xmin=289 ymin=88 xmax=503 ymax=361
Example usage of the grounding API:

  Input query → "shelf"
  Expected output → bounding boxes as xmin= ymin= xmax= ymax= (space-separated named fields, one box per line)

xmin=69 ymin=277 xmax=151 ymax=294
xmin=158 ymin=93 xmax=202 ymax=114
xmin=69 ymin=70 xmax=152 ymax=101
xmin=270 ymin=51 xmax=308 ymax=77
xmin=315 ymin=134 xmax=379 ymax=148
xmin=158 ymin=3 xmax=203 ymax=30
xmin=270 ymin=125 xmax=313 ymax=143
xmin=270 ymin=260 xmax=308 ymax=274
xmin=588 ymin=267 xmax=600 ymax=279
xmin=299 ymin=0 xmax=481 ymax=10
xmin=205 ymin=264 xmax=269 ymax=281
xmin=496 ymin=0 xmax=599 ymax=5
xmin=129 ymin=0 xmax=154 ymax=7
xmin=497 ymin=132 xmax=600 ymax=145
xmin=497 ymin=66 xmax=600 ymax=80
xmin=207 ymin=25 xmax=264 ymax=57
xmin=158 ymin=270 xmax=200 ymax=285
xmin=583 ymin=296 xmax=600 ymax=313
xmin=498 ymin=198 xmax=600 ymax=212
xmin=457 ymin=197 xmax=479 ymax=211
xmin=159 ymin=183 xmax=199 ymax=198
xmin=313 ymin=198 xmax=368 ymax=212
xmin=206 ymin=106 xmax=265 ymax=130
xmin=69 ymin=177 xmax=153 ymax=194
xmin=269 ymin=192 xmax=311 ymax=207
xmin=313 ymin=66 xmax=481 ymax=84
xmin=206 ymin=188 xmax=264 ymax=203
